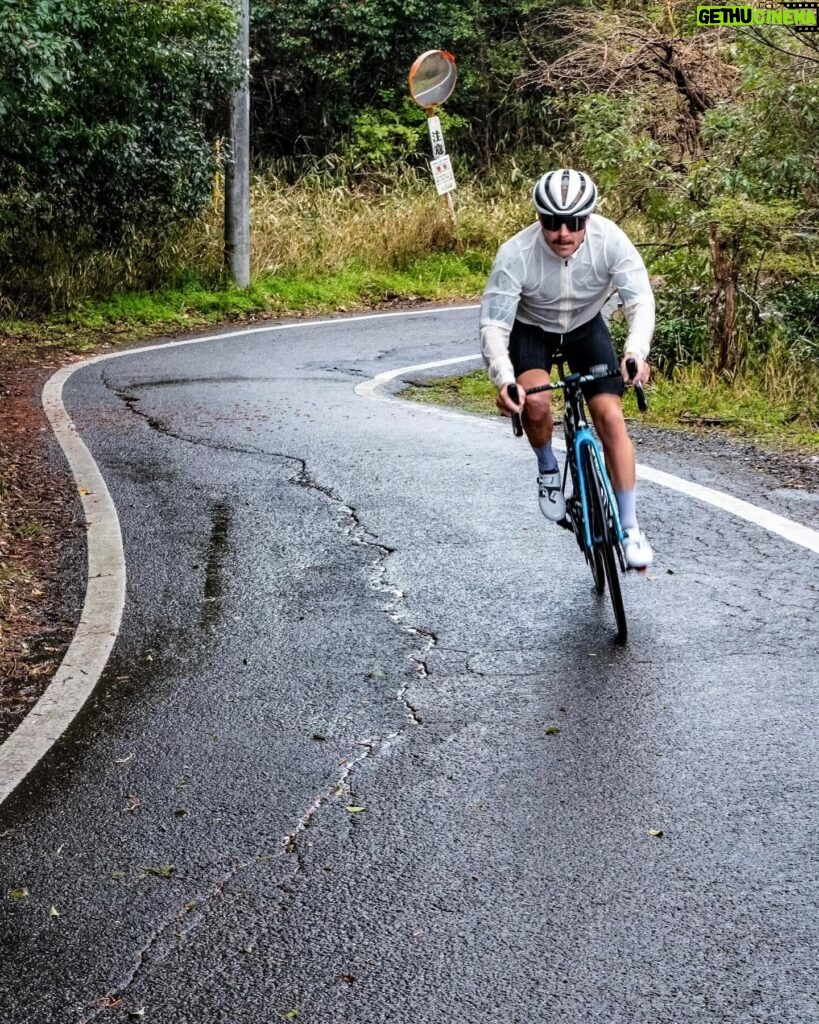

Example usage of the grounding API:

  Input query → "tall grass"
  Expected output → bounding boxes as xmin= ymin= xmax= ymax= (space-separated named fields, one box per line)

xmin=1 ymin=162 xmax=815 ymax=448
xmin=1 ymin=164 xmax=529 ymax=317
xmin=188 ymin=165 xmax=528 ymax=279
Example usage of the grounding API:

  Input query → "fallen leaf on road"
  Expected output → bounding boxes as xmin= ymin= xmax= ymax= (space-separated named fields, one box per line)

xmin=8 ymin=888 xmax=29 ymax=900
xmin=125 ymin=794 xmax=141 ymax=813
xmin=345 ymin=806 xmax=366 ymax=814
xmin=49 ymin=906 xmax=60 ymax=917
xmin=647 ymin=829 xmax=664 ymax=838
xmin=279 ymin=1011 xmax=300 ymax=1020
xmin=142 ymin=864 xmax=176 ymax=879
xmin=312 ymin=734 xmax=327 ymax=742
xmin=544 ymin=726 xmax=561 ymax=736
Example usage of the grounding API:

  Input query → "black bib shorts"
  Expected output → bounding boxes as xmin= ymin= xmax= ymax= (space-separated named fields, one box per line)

xmin=508 ymin=312 xmax=623 ymax=399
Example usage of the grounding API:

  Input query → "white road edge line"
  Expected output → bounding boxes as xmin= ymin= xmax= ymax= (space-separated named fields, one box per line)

xmin=2 ymin=306 xmax=816 ymax=806
xmin=0 ymin=305 xmax=476 ymax=807
xmin=357 ymin=355 xmax=819 ymax=557
xmin=0 ymin=364 xmax=127 ymax=805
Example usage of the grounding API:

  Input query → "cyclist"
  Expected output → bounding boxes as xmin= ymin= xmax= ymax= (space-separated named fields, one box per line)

xmin=480 ymin=168 xmax=654 ymax=569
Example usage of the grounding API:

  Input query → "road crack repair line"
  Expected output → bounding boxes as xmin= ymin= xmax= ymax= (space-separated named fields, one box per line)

xmin=289 ymin=458 xmax=430 ymax=735
xmin=77 ymin=394 xmax=434 ymax=1016
xmin=109 ymin=383 xmax=269 ymax=457
xmin=111 ymin=377 xmax=432 ymax=729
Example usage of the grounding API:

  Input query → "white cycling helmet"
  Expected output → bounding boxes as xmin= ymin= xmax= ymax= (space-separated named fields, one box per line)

xmin=532 ymin=168 xmax=598 ymax=218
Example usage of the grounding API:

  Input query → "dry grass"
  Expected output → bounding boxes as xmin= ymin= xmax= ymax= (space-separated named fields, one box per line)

xmin=2 ymin=167 xmax=531 ymax=317
xmin=191 ymin=167 xmax=529 ymax=277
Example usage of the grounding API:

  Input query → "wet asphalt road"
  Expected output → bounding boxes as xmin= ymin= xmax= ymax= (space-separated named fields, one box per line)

xmin=1 ymin=307 xmax=818 ymax=1023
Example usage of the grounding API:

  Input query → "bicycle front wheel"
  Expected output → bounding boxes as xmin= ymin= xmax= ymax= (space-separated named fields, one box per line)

xmin=584 ymin=447 xmax=627 ymax=643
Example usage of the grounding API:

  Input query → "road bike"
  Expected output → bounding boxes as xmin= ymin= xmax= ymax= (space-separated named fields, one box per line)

xmin=508 ymin=358 xmax=647 ymax=643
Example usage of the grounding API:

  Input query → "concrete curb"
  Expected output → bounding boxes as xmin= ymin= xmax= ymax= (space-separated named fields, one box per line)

xmin=2 ymin=304 xmax=817 ymax=807
xmin=0 ymin=359 xmax=126 ymax=805
xmin=0 ymin=306 xmax=478 ymax=808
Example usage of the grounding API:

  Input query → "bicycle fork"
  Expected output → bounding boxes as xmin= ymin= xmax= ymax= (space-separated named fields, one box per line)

xmin=572 ymin=432 xmax=626 ymax=551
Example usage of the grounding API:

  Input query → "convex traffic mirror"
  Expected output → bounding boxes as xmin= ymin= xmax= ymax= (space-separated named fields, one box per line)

xmin=408 ymin=50 xmax=457 ymax=109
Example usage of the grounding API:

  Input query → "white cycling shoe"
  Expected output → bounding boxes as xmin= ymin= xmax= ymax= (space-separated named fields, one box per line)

xmin=623 ymin=527 xmax=654 ymax=569
xmin=537 ymin=471 xmax=566 ymax=522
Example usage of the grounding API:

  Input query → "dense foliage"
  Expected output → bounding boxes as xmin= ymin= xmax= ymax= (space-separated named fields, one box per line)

xmin=525 ymin=3 xmax=819 ymax=371
xmin=0 ymin=0 xmax=817 ymax=381
xmin=249 ymin=0 xmax=556 ymax=170
xmin=0 ymin=0 xmax=239 ymax=309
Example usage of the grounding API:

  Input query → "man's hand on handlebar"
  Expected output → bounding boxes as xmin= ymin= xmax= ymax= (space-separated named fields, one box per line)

xmin=497 ymin=382 xmax=524 ymax=417
xmin=621 ymin=353 xmax=650 ymax=386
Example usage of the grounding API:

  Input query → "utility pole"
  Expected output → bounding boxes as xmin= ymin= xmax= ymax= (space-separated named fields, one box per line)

xmin=225 ymin=0 xmax=250 ymax=288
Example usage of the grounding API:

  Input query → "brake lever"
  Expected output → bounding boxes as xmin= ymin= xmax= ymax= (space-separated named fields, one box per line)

xmin=625 ymin=358 xmax=648 ymax=413
xmin=507 ymin=383 xmax=524 ymax=437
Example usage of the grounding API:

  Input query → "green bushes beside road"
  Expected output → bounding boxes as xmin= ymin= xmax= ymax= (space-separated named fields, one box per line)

xmin=0 ymin=1 xmax=816 ymax=445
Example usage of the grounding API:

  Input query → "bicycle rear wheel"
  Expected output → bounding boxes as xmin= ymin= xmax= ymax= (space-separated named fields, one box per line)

xmin=583 ymin=447 xmax=627 ymax=643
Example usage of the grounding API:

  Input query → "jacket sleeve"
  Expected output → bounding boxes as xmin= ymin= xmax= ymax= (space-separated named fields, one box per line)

xmin=480 ymin=324 xmax=515 ymax=388
xmin=480 ymin=246 xmax=523 ymax=388
xmin=608 ymin=230 xmax=655 ymax=360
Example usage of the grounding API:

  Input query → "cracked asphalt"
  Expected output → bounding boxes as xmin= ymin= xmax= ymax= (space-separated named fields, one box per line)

xmin=1 ymin=308 xmax=818 ymax=1023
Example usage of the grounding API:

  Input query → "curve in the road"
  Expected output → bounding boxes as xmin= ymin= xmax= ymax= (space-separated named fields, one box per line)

xmin=1 ymin=306 xmax=817 ymax=809
xmin=0 ymin=307 xmax=475 ymax=807
xmin=357 ymin=358 xmax=819 ymax=556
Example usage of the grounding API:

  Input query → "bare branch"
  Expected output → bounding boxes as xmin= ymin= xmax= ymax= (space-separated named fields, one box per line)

xmin=742 ymin=26 xmax=819 ymax=68
xmin=520 ymin=7 xmax=740 ymax=153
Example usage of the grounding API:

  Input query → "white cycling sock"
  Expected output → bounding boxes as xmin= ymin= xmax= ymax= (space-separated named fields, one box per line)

xmin=615 ymin=488 xmax=637 ymax=530
xmin=534 ymin=443 xmax=559 ymax=474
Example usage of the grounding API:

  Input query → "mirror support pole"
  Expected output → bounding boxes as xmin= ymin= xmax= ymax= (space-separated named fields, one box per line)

xmin=424 ymin=105 xmax=456 ymax=224
xmin=225 ymin=0 xmax=250 ymax=288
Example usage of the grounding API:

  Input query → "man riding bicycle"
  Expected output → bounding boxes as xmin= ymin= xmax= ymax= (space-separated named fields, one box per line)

xmin=480 ymin=167 xmax=654 ymax=569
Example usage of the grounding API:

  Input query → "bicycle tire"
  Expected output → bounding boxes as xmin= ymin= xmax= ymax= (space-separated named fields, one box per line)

xmin=574 ymin=441 xmax=605 ymax=592
xmin=587 ymin=517 xmax=605 ymax=595
xmin=583 ymin=446 xmax=627 ymax=643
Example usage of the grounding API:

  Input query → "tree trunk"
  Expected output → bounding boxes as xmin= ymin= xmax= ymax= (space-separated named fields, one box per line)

xmin=708 ymin=223 xmax=739 ymax=373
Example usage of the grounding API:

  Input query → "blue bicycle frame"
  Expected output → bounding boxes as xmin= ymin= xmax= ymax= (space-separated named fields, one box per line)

xmin=571 ymin=428 xmax=626 ymax=552
xmin=507 ymin=359 xmax=646 ymax=643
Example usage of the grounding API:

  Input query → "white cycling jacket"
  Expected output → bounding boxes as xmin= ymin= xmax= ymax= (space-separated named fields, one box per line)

xmin=480 ymin=215 xmax=655 ymax=388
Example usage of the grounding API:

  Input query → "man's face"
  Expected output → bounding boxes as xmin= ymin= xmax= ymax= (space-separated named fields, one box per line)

xmin=540 ymin=216 xmax=588 ymax=258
